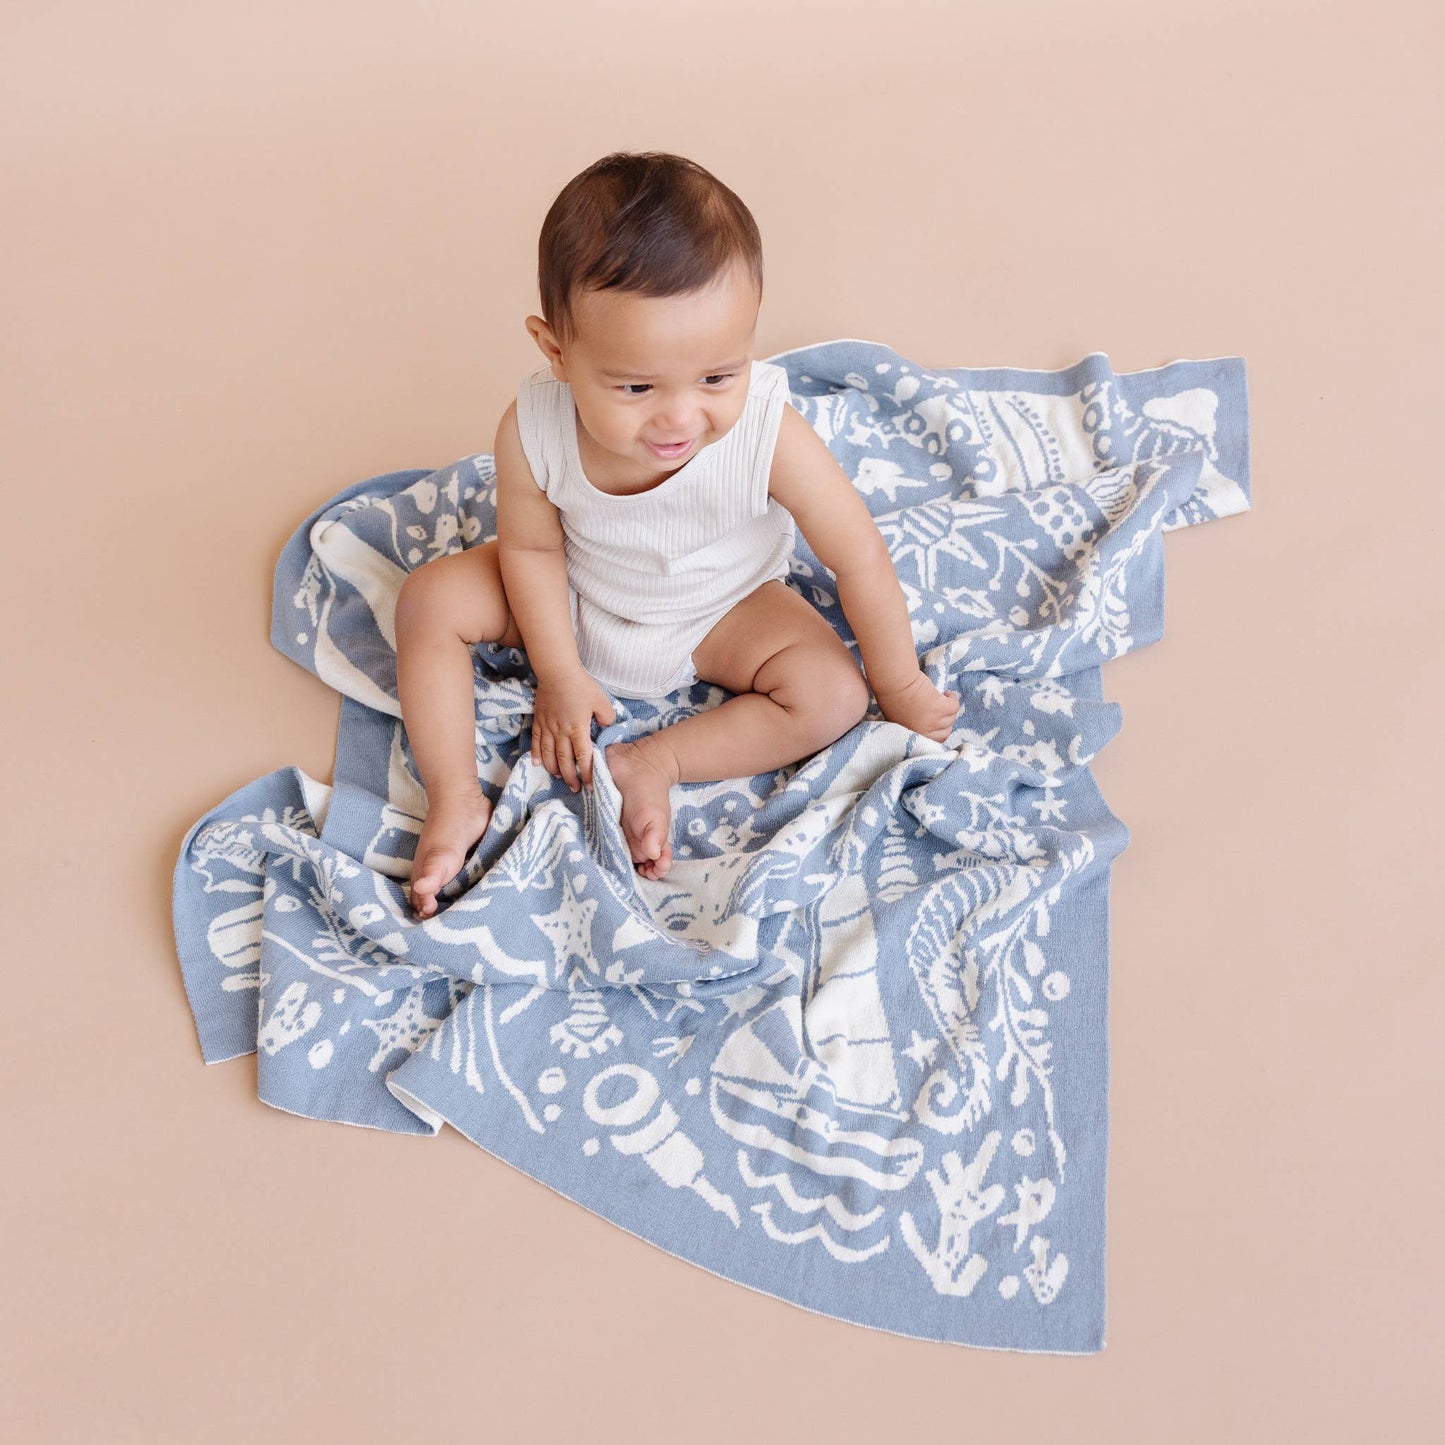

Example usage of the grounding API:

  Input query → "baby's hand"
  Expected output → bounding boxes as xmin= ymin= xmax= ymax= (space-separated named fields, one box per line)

xmin=874 ymin=672 xmax=959 ymax=743
xmin=532 ymin=667 xmax=617 ymax=791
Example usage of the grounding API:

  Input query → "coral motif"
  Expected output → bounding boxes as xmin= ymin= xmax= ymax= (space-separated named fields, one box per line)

xmin=898 ymin=1130 xmax=1008 ymax=1296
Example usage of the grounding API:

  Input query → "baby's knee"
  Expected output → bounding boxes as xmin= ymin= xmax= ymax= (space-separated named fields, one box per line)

xmin=395 ymin=562 xmax=442 ymax=635
xmin=785 ymin=648 xmax=870 ymax=742
xmin=396 ymin=545 xmax=517 ymax=650
xmin=396 ymin=556 xmax=479 ymax=648
xmin=827 ymin=657 xmax=872 ymax=734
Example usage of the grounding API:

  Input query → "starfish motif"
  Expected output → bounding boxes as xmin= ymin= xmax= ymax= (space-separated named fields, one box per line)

xmin=903 ymin=1029 xmax=940 ymax=1071
xmin=361 ymin=984 xmax=446 ymax=1071
xmin=531 ymin=871 xmax=600 ymax=980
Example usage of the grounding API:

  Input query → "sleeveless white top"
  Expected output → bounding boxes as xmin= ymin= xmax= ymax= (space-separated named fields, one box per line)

xmin=512 ymin=360 xmax=796 ymax=697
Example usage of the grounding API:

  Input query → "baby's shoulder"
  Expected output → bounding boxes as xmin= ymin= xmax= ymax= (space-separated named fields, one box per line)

xmin=748 ymin=358 xmax=791 ymax=397
xmin=494 ymin=395 xmax=520 ymax=447
xmin=492 ymin=397 xmax=540 ymax=491
xmin=513 ymin=365 xmax=565 ymax=434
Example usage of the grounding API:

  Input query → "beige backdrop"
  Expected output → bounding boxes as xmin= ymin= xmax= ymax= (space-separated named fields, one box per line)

xmin=3 ymin=1 xmax=1441 ymax=1440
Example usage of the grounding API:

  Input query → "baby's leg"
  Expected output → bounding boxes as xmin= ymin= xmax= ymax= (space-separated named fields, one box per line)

xmin=606 ymin=580 xmax=869 ymax=880
xmin=395 ymin=541 xmax=524 ymax=918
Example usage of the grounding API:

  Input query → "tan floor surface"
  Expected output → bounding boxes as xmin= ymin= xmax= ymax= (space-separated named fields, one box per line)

xmin=3 ymin=2 xmax=1439 ymax=1441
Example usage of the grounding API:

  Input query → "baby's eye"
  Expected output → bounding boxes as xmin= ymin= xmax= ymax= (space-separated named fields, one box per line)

xmin=616 ymin=374 xmax=734 ymax=396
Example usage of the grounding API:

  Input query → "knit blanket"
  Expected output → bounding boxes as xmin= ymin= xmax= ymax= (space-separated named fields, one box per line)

xmin=172 ymin=338 xmax=1249 ymax=1353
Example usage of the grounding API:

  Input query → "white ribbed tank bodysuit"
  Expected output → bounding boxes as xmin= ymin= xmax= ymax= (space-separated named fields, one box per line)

xmin=512 ymin=359 xmax=797 ymax=699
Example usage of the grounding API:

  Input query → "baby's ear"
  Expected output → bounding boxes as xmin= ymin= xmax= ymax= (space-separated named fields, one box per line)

xmin=525 ymin=315 xmax=565 ymax=375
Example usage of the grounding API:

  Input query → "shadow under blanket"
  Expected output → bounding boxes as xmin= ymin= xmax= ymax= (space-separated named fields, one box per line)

xmin=172 ymin=338 xmax=1250 ymax=1354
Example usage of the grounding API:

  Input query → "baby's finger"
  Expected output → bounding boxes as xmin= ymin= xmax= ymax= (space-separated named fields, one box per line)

xmin=573 ymin=730 xmax=594 ymax=786
xmin=539 ymin=729 xmax=560 ymax=778
xmin=557 ymin=736 xmax=580 ymax=792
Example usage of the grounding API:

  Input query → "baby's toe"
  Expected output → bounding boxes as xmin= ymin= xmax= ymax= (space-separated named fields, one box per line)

xmin=636 ymin=829 xmax=672 ymax=879
xmin=409 ymin=846 xmax=465 ymax=912
xmin=412 ymin=852 xmax=454 ymax=892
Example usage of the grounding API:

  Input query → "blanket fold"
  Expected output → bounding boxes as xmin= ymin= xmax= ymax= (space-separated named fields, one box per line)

xmin=173 ymin=339 xmax=1248 ymax=1353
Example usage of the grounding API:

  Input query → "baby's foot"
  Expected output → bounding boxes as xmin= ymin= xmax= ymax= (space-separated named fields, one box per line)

xmin=606 ymin=739 xmax=679 ymax=881
xmin=407 ymin=789 xmax=494 ymax=919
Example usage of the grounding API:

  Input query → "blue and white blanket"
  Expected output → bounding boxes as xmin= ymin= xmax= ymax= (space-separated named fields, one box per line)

xmin=172 ymin=338 xmax=1249 ymax=1353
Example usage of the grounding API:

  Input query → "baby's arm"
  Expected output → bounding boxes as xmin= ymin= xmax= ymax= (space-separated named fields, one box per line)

xmin=494 ymin=404 xmax=616 ymax=788
xmin=767 ymin=405 xmax=957 ymax=742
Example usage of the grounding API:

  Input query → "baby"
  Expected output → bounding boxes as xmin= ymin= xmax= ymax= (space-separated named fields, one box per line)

xmin=399 ymin=151 xmax=958 ymax=919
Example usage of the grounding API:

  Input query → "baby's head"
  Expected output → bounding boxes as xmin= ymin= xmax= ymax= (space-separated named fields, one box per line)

xmin=526 ymin=151 xmax=765 ymax=475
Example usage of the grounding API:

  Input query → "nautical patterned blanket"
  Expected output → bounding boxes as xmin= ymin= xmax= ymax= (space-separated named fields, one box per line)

xmin=172 ymin=339 xmax=1249 ymax=1353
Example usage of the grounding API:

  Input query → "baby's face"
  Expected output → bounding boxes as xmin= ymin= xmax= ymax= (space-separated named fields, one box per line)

xmin=532 ymin=258 xmax=760 ymax=478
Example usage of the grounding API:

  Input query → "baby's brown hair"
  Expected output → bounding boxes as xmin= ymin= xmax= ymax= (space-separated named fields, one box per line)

xmin=537 ymin=151 xmax=764 ymax=349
